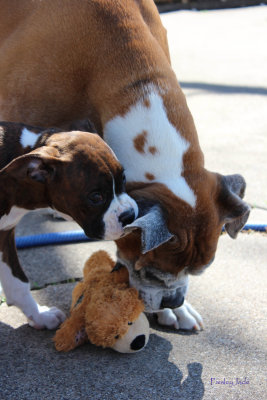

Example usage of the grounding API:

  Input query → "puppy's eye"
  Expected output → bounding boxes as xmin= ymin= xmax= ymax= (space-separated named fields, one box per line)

xmin=128 ymin=322 xmax=133 ymax=326
xmin=88 ymin=192 xmax=105 ymax=205
xmin=115 ymin=334 xmax=120 ymax=339
xmin=121 ymin=172 xmax=126 ymax=190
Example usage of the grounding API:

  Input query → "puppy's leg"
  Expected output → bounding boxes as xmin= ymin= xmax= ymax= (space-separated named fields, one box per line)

xmin=0 ymin=229 xmax=65 ymax=329
xmin=156 ymin=301 xmax=204 ymax=331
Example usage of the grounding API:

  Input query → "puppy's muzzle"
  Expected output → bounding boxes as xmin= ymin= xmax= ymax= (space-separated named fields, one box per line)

xmin=119 ymin=208 xmax=136 ymax=227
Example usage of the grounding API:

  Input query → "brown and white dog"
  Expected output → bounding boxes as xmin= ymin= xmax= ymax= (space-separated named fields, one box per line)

xmin=0 ymin=121 xmax=137 ymax=329
xmin=0 ymin=1 xmax=250 ymax=330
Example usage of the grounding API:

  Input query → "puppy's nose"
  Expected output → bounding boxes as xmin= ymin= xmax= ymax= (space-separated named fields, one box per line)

xmin=160 ymin=294 xmax=185 ymax=310
xmin=130 ymin=334 xmax=146 ymax=351
xmin=119 ymin=208 xmax=135 ymax=227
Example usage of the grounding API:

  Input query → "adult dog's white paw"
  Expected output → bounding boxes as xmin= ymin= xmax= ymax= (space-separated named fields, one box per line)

xmin=27 ymin=306 xmax=66 ymax=330
xmin=157 ymin=301 xmax=204 ymax=331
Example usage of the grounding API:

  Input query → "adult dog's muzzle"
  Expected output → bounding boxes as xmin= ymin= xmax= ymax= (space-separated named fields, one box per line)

xmin=117 ymin=257 xmax=189 ymax=313
xmin=160 ymin=289 xmax=185 ymax=309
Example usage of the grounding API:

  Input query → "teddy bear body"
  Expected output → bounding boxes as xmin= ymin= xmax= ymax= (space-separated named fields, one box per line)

xmin=54 ymin=251 xmax=149 ymax=353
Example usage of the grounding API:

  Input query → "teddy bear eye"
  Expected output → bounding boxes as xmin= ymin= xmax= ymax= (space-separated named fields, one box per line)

xmin=115 ymin=334 xmax=120 ymax=339
xmin=128 ymin=322 xmax=133 ymax=325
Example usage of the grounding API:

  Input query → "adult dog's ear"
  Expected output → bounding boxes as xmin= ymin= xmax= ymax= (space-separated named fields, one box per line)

xmin=219 ymin=174 xmax=250 ymax=238
xmin=124 ymin=205 xmax=174 ymax=254
xmin=0 ymin=147 xmax=61 ymax=184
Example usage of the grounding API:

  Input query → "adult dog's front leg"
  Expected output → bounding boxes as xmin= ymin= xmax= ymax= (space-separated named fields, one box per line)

xmin=0 ymin=229 xmax=65 ymax=329
xmin=156 ymin=301 xmax=204 ymax=331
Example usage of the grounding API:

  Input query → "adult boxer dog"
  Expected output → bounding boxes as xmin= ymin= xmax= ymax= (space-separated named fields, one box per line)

xmin=0 ymin=0 xmax=250 ymax=330
xmin=0 ymin=121 xmax=137 ymax=329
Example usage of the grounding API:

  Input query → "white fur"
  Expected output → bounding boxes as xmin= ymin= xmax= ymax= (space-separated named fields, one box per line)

xmin=20 ymin=128 xmax=41 ymax=148
xmin=157 ymin=300 xmax=203 ymax=331
xmin=103 ymin=179 xmax=138 ymax=240
xmin=104 ymin=88 xmax=196 ymax=207
xmin=121 ymin=254 xmax=189 ymax=313
xmin=0 ymin=252 xmax=65 ymax=329
xmin=0 ymin=206 xmax=28 ymax=230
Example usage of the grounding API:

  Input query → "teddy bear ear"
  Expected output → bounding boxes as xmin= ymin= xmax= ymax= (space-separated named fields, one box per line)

xmin=111 ymin=263 xmax=129 ymax=284
xmin=123 ymin=205 xmax=174 ymax=254
xmin=83 ymin=250 xmax=115 ymax=279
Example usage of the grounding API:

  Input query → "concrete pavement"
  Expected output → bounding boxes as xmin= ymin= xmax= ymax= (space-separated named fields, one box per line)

xmin=1 ymin=6 xmax=267 ymax=400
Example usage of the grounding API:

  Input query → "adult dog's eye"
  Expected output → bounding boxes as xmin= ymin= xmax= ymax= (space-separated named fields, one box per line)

xmin=88 ymin=192 xmax=105 ymax=205
xmin=169 ymin=235 xmax=178 ymax=244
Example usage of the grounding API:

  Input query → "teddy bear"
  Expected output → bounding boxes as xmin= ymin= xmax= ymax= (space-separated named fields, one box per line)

xmin=54 ymin=250 xmax=149 ymax=353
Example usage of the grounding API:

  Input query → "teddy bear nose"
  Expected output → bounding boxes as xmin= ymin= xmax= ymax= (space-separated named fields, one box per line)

xmin=130 ymin=334 xmax=146 ymax=351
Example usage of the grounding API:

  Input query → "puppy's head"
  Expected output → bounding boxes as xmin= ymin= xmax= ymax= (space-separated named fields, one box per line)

xmin=2 ymin=130 xmax=138 ymax=240
xmin=116 ymin=172 xmax=250 ymax=312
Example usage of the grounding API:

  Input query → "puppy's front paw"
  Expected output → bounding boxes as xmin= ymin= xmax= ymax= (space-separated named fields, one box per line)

xmin=28 ymin=306 xmax=66 ymax=330
xmin=156 ymin=301 xmax=203 ymax=331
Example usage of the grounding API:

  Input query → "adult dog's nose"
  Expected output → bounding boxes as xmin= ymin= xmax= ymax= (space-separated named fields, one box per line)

xmin=160 ymin=293 xmax=185 ymax=309
xmin=119 ymin=208 xmax=136 ymax=227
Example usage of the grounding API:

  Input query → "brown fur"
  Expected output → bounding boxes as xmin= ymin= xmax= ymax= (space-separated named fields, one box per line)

xmin=133 ymin=131 xmax=148 ymax=154
xmin=0 ymin=0 xmax=249 ymax=278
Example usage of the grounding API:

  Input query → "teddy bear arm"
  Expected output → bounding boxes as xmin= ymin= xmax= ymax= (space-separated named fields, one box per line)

xmin=70 ymin=282 xmax=86 ymax=310
xmin=54 ymin=312 xmax=88 ymax=352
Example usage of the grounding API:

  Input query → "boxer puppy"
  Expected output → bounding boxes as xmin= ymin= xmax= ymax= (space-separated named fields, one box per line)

xmin=0 ymin=121 xmax=137 ymax=329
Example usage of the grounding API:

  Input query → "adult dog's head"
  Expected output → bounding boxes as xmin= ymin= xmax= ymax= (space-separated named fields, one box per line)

xmin=116 ymin=171 xmax=250 ymax=312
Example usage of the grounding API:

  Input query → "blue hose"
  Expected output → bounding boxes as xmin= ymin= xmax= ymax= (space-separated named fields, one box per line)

xmin=222 ymin=223 xmax=266 ymax=233
xmin=16 ymin=230 xmax=94 ymax=249
xmin=15 ymin=223 xmax=266 ymax=250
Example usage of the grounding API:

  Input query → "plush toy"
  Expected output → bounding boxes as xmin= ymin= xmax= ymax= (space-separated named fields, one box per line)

xmin=54 ymin=250 xmax=149 ymax=353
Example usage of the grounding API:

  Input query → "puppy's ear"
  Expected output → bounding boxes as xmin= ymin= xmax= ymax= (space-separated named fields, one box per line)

xmin=0 ymin=147 xmax=61 ymax=184
xmin=124 ymin=205 xmax=174 ymax=254
xmin=219 ymin=174 xmax=250 ymax=238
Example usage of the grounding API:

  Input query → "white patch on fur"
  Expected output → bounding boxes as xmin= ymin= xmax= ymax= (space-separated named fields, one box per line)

xmin=0 ymin=253 xmax=65 ymax=329
xmin=20 ymin=128 xmax=41 ymax=148
xmin=103 ymin=179 xmax=138 ymax=240
xmin=104 ymin=88 xmax=196 ymax=207
xmin=0 ymin=206 xmax=28 ymax=230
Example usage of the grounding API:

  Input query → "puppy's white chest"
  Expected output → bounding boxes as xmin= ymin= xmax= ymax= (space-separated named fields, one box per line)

xmin=104 ymin=90 xmax=196 ymax=207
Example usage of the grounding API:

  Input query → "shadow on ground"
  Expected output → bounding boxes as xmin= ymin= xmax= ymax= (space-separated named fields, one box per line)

xmin=0 ymin=321 xmax=204 ymax=400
